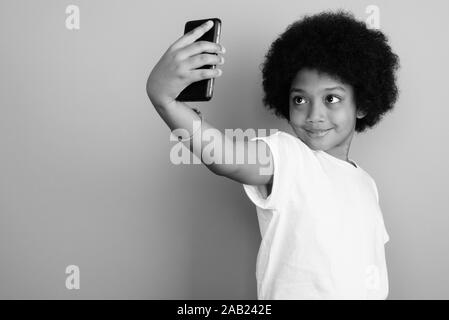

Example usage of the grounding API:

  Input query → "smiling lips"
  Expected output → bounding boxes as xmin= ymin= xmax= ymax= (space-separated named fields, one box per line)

xmin=305 ymin=128 xmax=332 ymax=138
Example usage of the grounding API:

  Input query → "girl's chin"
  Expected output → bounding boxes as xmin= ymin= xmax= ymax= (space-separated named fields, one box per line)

xmin=304 ymin=140 xmax=328 ymax=150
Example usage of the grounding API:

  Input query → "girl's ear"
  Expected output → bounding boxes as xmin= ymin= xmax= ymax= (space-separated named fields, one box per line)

xmin=356 ymin=109 xmax=367 ymax=119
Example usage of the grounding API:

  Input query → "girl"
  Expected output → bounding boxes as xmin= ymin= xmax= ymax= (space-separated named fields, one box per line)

xmin=146 ymin=10 xmax=400 ymax=299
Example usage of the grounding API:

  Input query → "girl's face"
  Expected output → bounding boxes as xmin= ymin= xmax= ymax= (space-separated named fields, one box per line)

xmin=288 ymin=68 xmax=365 ymax=161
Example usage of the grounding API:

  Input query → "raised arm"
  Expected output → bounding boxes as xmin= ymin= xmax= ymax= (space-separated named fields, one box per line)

xmin=146 ymin=20 xmax=273 ymax=186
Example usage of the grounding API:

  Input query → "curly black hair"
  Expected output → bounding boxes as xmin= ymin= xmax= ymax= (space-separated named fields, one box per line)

xmin=260 ymin=9 xmax=400 ymax=133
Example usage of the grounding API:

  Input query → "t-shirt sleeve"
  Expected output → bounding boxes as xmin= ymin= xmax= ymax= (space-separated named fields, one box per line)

xmin=242 ymin=132 xmax=291 ymax=210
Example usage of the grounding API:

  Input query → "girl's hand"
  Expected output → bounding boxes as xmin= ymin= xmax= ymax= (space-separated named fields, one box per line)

xmin=146 ymin=20 xmax=226 ymax=108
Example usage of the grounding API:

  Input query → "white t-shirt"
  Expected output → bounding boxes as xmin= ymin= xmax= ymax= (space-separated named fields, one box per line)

xmin=242 ymin=130 xmax=390 ymax=300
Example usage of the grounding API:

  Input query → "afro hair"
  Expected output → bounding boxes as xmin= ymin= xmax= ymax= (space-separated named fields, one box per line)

xmin=260 ymin=9 xmax=400 ymax=133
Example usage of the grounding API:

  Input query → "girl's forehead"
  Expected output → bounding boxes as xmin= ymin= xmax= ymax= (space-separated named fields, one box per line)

xmin=291 ymin=68 xmax=351 ymax=92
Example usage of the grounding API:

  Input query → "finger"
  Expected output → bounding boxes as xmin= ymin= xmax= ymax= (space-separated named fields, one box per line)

xmin=171 ymin=20 xmax=214 ymax=51
xmin=190 ymin=67 xmax=223 ymax=82
xmin=186 ymin=53 xmax=224 ymax=70
xmin=177 ymin=40 xmax=224 ymax=61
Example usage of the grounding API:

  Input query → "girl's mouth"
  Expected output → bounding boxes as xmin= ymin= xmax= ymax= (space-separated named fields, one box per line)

xmin=305 ymin=128 xmax=332 ymax=138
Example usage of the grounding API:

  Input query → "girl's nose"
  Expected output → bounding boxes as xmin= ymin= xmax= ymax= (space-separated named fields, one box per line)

xmin=306 ymin=101 xmax=326 ymax=123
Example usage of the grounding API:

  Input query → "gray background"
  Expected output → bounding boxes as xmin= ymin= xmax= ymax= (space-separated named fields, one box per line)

xmin=1 ymin=0 xmax=448 ymax=299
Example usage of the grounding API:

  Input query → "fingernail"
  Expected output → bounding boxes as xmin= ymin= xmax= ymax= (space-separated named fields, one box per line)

xmin=206 ymin=20 xmax=213 ymax=27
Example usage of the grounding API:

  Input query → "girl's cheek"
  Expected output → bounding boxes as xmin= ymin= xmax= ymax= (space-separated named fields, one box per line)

xmin=290 ymin=106 xmax=305 ymax=120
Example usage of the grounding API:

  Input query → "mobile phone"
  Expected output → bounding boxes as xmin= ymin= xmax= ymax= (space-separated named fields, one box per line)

xmin=176 ymin=18 xmax=222 ymax=102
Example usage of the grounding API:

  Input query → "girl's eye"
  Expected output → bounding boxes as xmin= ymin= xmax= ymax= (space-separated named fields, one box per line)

xmin=326 ymin=95 xmax=341 ymax=104
xmin=293 ymin=96 xmax=307 ymax=105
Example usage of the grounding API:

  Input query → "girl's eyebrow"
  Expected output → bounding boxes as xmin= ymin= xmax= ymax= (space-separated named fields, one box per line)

xmin=290 ymin=86 xmax=346 ymax=93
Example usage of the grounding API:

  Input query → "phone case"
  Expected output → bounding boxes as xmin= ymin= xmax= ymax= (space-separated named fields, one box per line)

xmin=176 ymin=18 xmax=222 ymax=102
